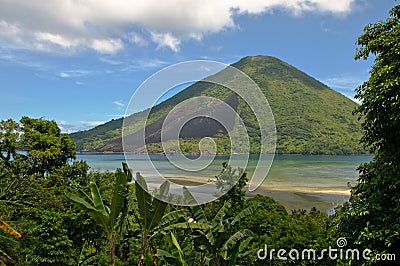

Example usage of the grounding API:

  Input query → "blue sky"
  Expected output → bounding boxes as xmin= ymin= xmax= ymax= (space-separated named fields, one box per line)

xmin=0 ymin=0 xmax=396 ymax=132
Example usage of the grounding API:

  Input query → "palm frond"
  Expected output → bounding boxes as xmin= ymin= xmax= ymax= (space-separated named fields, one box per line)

xmin=0 ymin=220 xmax=20 ymax=238
xmin=109 ymin=170 xmax=128 ymax=225
xmin=89 ymin=181 xmax=108 ymax=216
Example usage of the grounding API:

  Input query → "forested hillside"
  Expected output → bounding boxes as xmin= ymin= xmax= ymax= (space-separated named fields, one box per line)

xmin=71 ymin=56 xmax=364 ymax=155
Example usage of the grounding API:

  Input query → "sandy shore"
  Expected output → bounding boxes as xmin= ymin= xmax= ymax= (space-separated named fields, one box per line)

xmin=164 ymin=176 xmax=350 ymax=212
xmin=256 ymin=184 xmax=350 ymax=196
xmin=166 ymin=176 xmax=350 ymax=195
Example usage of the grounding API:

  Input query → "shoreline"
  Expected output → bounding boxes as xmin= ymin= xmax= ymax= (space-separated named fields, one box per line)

xmin=166 ymin=176 xmax=350 ymax=195
xmin=165 ymin=176 xmax=351 ymax=212
xmin=77 ymin=150 xmax=372 ymax=156
xmin=76 ymin=153 xmax=365 ymax=212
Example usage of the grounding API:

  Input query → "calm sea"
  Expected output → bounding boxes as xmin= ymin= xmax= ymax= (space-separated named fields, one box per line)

xmin=76 ymin=153 xmax=372 ymax=212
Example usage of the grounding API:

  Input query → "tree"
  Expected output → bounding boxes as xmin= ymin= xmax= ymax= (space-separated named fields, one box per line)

xmin=20 ymin=116 xmax=76 ymax=176
xmin=1 ymin=117 xmax=77 ymax=177
xmin=338 ymin=4 xmax=400 ymax=261
xmin=0 ymin=119 xmax=21 ymax=168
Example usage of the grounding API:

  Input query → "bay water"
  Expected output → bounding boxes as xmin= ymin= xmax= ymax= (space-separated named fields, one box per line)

xmin=76 ymin=153 xmax=372 ymax=212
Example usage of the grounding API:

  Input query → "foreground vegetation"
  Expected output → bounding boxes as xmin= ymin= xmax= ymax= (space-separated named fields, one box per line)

xmin=0 ymin=117 xmax=334 ymax=265
xmin=1 ymin=4 xmax=400 ymax=265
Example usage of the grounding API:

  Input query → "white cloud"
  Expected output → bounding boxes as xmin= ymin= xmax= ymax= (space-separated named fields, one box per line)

xmin=58 ymin=69 xmax=92 ymax=78
xmin=80 ymin=121 xmax=106 ymax=127
xmin=0 ymin=20 xmax=22 ymax=41
xmin=99 ymin=57 xmax=123 ymax=65
xmin=234 ymin=0 xmax=354 ymax=15
xmin=91 ymin=38 xmax=123 ymax=54
xmin=113 ymin=100 xmax=125 ymax=110
xmin=322 ymin=74 xmax=365 ymax=102
xmin=0 ymin=0 xmax=355 ymax=53
xmin=58 ymin=119 xmax=109 ymax=133
xmin=60 ymin=120 xmax=104 ymax=133
xmin=58 ymin=120 xmax=76 ymax=133
xmin=59 ymin=72 xmax=70 ymax=78
xmin=128 ymin=33 xmax=148 ymax=46
xmin=35 ymin=32 xmax=81 ymax=49
xmin=323 ymin=75 xmax=364 ymax=90
xmin=151 ymin=32 xmax=181 ymax=52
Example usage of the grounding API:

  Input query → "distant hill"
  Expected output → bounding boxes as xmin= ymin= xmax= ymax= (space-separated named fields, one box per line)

xmin=70 ymin=56 xmax=364 ymax=155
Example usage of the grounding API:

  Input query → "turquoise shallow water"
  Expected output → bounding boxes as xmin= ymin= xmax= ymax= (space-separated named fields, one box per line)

xmin=77 ymin=153 xmax=371 ymax=185
xmin=76 ymin=153 xmax=372 ymax=211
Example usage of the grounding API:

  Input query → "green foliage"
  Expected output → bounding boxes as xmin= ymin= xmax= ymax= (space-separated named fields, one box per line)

xmin=157 ymin=193 xmax=259 ymax=266
xmin=70 ymin=118 xmax=123 ymax=151
xmin=0 ymin=117 xmax=77 ymax=177
xmin=337 ymin=4 xmax=400 ymax=262
xmin=52 ymin=160 xmax=90 ymax=186
xmin=240 ymin=196 xmax=334 ymax=265
xmin=0 ymin=177 xmax=22 ymax=265
xmin=216 ymin=162 xmax=248 ymax=213
xmin=0 ymin=170 xmax=108 ymax=265
xmin=0 ymin=117 xmax=350 ymax=264
xmin=23 ymin=209 xmax=74 ymax=265
xmin=66 ymin=166 xmax=130 ymax=266
xmin=0 ymin=119 xmax=20 ymax=167
xmin=134 ymin=171 xmax=168 ymax=232
xmin=131 ymin=165 xmax=187 ymax=266
xmin=20 ymin=116 xmax=76 ymax=175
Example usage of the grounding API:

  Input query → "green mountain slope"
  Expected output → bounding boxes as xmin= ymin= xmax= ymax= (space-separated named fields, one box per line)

xmin=70 ymin=55 xmax=364 ymax=155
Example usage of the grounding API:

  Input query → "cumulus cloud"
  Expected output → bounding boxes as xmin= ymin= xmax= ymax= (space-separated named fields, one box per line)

xmin=0 ymin=0 xmax=355 ymax=53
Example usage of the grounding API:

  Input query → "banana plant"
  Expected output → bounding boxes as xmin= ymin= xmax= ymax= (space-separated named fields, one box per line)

xmin=159 ymin=188 xmax=260 ymax=266
xmin=65 ymin=165 xmax=130 ymax=266
xmin=132 ymin=167 xmax=212 ymax=266
xmin=131 ymin=169 xmax=166 ymax=265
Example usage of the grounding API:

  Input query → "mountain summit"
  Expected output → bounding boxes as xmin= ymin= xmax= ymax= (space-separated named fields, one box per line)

xmin=71 ymin=56 xmax=363 ymax=155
